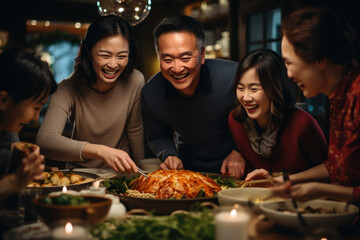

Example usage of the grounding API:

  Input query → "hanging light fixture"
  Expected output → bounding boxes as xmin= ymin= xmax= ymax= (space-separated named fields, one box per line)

xmin=97 ymin=0 xmax=151 ymax=26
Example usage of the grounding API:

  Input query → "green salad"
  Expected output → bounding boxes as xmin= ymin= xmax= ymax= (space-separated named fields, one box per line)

xmin=91 ymin=207 xmax=214 ymax=240
xmin=102 ymin=176 xmax=137 ymax=195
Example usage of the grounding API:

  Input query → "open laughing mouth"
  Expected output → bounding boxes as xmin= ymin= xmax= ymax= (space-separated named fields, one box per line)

xmin=171 ymin=73 xmax=189 ymax=80
xmin=102 ymin=69 xmax=120 ymax=78
xmin=245 ymin=105 xmax=258 ymax=113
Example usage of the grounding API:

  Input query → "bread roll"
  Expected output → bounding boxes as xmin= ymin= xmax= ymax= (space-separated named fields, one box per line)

xmin=8 ymin=142 xmax=38 ymax=173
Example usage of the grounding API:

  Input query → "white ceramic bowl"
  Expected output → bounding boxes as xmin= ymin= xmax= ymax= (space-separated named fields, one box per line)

xmin=260 ymin=199 xmax=359 ymax=230
xmin=217 ymin=187 xmax=283 ymax=209
xmin=139 ymin=158 xmax=161 ymax=172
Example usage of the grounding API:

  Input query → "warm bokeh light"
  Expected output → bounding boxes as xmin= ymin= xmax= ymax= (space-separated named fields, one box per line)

xmin=62 ymin=186 xmax=68 ymax=193
xmin=74 ymin=22 xmax=81 ymax=29
xmin=230 ymin=209 xmax=237 ymax=217
xmin=65 ymin=222 xmax=73 ymax=234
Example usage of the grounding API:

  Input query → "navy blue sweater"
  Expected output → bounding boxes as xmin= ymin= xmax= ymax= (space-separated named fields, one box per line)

xmin=141 ymin=59 xmax=238 ymax=173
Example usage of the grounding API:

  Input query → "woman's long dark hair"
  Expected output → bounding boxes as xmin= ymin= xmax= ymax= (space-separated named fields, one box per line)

xmin=74 ymin=14 xmax=138 ymax=88
xmin=232 ymin=49 xmax=296 ymax=123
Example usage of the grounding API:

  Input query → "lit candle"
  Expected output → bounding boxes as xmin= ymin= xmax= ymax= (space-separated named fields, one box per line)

xmin=52 ymin=222 xmax=88 ymax=240
xmin=80 ymin=180 xmax=105 ymax=197
xmin=49 ymin=186 xmax=80 ymax=196
xmin=215 ymin=208 xmax=249 ymax=240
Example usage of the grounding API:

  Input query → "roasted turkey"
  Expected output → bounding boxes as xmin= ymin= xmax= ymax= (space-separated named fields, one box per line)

xmin=130 ymin=169 xmax=222 ymax=199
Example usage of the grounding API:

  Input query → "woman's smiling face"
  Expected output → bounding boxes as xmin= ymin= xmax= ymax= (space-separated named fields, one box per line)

xmin=236 ymin=68 xmax=271 ymax=129
xmin=91 ymin=34 xmax=129 ymax=91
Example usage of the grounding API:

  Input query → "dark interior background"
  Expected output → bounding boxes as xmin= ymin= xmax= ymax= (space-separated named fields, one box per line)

xmin=0 ymin=0 xmax=359 ymax=163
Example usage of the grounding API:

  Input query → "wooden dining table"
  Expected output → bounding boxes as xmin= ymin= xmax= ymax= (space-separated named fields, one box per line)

xmin=1 ymin=168 xmax=360 ymax=240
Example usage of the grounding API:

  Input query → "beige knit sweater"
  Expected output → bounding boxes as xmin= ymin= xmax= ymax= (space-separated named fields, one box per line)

xmin=36 ymin=69 xmax=145 ymax=168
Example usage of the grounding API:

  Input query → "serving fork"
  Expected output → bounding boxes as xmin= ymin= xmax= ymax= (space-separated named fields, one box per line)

xmin=137 ymin=167 xmax=149 ymax=178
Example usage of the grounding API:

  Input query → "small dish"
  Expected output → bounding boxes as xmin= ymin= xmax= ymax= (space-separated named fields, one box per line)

xmin=139 ymin=158 xmax=161 ymax=172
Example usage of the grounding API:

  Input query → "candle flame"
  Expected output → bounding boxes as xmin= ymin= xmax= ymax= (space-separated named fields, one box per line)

xmin=230 ymin=209 xmax=237 ymax=217
xmin=62 ymin=186 xmax=68 ymax=193
xmin=92 ymin=180 xmax=100 ymax=188
xmin=65 ymin=222 xmax=73 ymax=234
xmin=320 ymin=238 xmax=328 ymax=240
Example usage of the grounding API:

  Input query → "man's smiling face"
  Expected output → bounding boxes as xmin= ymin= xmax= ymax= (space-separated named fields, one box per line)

xmin=157 ymin=31 xmax=205 ymax=97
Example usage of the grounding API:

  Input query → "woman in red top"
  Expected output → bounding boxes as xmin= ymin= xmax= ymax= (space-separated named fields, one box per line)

xmin=227 ymin=49 xmax=327 ymax=177
xmin=248 ymin=7 xmax=360 ymax=203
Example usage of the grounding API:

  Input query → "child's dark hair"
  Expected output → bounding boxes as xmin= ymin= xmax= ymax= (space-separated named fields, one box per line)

xmin=0 ymin=49 xmax=57 ymax=103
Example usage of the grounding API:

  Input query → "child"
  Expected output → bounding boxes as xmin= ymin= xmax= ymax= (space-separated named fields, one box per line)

xmin=0 ymin=49 xmax=57 ymax=205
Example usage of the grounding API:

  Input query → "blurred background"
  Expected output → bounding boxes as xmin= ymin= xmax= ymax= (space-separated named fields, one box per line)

xmin=0 ymin=0 xmax=359 ymax=146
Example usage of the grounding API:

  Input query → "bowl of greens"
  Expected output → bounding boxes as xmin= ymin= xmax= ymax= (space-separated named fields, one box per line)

xmin=33 ymin=194 xmax=112 ymax=227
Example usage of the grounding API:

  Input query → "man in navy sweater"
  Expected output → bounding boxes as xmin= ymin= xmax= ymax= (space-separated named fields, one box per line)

xmin=142 ymin=16 xmax=244 ymax=177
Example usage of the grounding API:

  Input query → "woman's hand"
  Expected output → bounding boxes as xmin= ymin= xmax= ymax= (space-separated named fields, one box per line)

xmin=161 ymin=156 xmax=183 ymax=170
xmin=100 ymin=145 xmax=138 ymax=173
xmin=287 ymin=182 xmax=325 ymax=201
xmin=82 ymin=144 xmax=138 ymax=173
xmin=220 ymin=150 xmax=246 ymax=179
xmin=245 ymin=168 xmax=270 ymax=181
xmin=271 ymin=182 xmax=325 ymax=201
xmin=14 ymin=145 xmax=45 ymax=189
xmin=271 ymin=182 xmax=355 ymax=202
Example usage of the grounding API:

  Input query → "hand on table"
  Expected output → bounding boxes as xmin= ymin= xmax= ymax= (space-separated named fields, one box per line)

xmin=220 ymin=150 xmax=245 ymax=179
xmin=161 ymin=156 xmax=183 ymax=170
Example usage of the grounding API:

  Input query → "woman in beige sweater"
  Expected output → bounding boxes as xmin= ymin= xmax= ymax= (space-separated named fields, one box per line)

xmin=36 ymin=15 xmax=145 ymax=173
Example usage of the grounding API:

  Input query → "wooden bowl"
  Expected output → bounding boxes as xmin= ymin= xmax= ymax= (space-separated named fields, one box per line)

xmin=32 ymin=195 xmax=111 ymax=227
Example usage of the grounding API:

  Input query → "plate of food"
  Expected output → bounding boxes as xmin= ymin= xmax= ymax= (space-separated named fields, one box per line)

xmin=259 ymin=199 xmax=359 ymax=230
xmin=25 ymin=170 xmax=99 ymax=193
xmin=20 ymin=170 xmax=100 ymax=222
xmin=103 ymin=169 xmax=239 ymax=214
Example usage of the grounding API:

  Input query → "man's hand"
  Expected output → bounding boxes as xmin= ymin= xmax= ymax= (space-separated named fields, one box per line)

xmin=161 ymin=156 xmax=183 ymax=170
xmin=220 ymin=150 xmax=246 ymax=179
